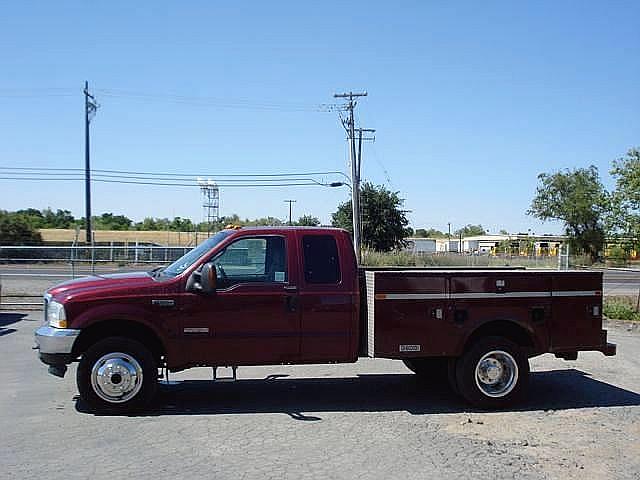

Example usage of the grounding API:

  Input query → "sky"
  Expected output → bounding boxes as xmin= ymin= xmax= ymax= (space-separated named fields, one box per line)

xmin=0 ymin=1 xmax=638 ymax=235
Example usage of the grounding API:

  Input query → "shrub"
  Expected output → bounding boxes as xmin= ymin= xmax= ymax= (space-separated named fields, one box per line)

xmin=0 ymin=211 xmax=43 ymax=245
xmin=604 ymin=297 xmax=640 ymax=321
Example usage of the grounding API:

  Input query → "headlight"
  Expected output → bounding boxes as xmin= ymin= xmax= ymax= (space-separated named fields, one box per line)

xmin=46 ymin=301 xmax=68 ymax=329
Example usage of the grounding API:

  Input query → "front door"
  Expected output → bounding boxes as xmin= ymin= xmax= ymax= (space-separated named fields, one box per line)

xmin=182 ymin=234 xmax=300 ymax=365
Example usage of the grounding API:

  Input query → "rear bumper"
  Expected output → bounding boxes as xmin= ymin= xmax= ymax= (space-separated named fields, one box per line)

xmin=554 ymin=342 xmax=617 ymax=360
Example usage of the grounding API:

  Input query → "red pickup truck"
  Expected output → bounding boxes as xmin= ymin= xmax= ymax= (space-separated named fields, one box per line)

xmin=35 ymin=226 xmax=616 ymax=412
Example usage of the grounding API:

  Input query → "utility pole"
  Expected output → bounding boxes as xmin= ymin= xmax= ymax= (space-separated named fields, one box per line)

xmin=355 ymin=126 xmax=375 ymax=252
xmin=355 ymin=127 xmax=376 ymax=182
xmin=84 ymin=81 xmax=98 ymax=244
xmin=334 ymin=91 xmax=367 ymax=263
xmin=284 ymin=199 xmax=296 ymax=226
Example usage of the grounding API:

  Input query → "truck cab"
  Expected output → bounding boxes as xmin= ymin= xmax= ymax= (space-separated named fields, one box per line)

xmin=35 ymin=227 xmax=359 ymax=411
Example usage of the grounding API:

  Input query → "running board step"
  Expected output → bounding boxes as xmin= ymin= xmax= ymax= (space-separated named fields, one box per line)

xmin=213 ymin=366 xmax=238 ymax=382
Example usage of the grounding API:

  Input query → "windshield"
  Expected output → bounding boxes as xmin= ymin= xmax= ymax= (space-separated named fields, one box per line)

xmin=160 ymin=230 xmax=233 ymax=278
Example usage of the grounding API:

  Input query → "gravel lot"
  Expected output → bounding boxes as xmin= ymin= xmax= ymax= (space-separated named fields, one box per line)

xmin=1 ymin=310 xmax=639 ymax=480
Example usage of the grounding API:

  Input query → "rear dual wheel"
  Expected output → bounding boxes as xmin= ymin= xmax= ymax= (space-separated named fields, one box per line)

xmin=455 ymin=336 xmax=529 ymax=409
xmin=404 ymin=336 xmax=529 ymax=408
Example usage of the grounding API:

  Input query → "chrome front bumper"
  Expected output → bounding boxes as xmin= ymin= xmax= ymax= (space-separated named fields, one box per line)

xmin=35 ymin=325 xmax=81 ymax=355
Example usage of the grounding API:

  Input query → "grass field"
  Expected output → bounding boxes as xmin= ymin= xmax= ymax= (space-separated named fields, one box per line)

xmin=39 ymin=228 xmax=205 ymax=246
xmin=361 ymin=249 xmax=559 ymax=268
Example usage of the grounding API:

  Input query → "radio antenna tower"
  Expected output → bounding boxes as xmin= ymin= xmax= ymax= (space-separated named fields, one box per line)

xmin=197 ymin=178 xmax=220 ymax=235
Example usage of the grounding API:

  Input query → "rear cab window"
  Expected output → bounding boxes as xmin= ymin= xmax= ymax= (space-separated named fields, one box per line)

xmin=302 ymin=235 xmax=341 ymax=284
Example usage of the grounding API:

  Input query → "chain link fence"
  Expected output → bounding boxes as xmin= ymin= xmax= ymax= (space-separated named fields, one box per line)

xmin=0 ymin=245 xmax=191 ymax=266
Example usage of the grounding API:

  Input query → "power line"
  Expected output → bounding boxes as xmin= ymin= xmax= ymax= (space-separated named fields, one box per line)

xmin=94 ymin=88 xmax=342 ymax=112
xmin=0 ymin=176 xmax=338 ymax=188
xmin=0 ymin=166 xmax=350 ymax=187
xmin=0 ymin=86 xmax=342 ymax=112
xmin=0 ymin=87 xmax=76 ymax=98
xmin=0 ymin=166 xmax=349 ymax=179
xmin=0 ymin=171 xmax=343 ymax=183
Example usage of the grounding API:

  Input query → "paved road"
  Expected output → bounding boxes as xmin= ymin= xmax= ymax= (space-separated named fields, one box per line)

xmin=598 ymin=268 xmax=640 ymax=295
xmin=1 ymin=311 xmax=639 ymax=480
xmin=0 ymin=264 xmax=145 ymax=277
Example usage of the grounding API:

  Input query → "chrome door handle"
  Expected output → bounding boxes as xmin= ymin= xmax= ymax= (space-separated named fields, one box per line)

xmin=284 ymin=285 xmax=298 ymax=293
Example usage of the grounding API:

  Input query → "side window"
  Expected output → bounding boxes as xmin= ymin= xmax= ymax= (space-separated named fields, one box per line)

xmin=302 ymin=235 xmax=341 ymax=284
xmin=212 ymin=236 xmax=287 ymax=288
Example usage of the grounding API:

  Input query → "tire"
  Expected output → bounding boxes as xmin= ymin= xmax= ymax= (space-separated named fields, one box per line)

xmin=455 ymin=336 xmax=529 ymax=409
xmin=77 ymin=336 xmax=157 ymax=413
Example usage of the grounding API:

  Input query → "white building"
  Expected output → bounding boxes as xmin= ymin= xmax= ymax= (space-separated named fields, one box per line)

xmin=404 ymin=237 xmax=437 ymax=254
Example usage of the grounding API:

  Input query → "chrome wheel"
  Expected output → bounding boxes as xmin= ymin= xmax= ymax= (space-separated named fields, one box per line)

xmin=474 ymin=350 xmax=518 ymax=398
xmin=90 ymin=352 xmax=143 ymax=404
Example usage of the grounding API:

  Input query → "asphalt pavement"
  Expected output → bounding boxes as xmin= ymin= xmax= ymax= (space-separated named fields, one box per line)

xmin=1 ymin=311 xmax=639 ymax=480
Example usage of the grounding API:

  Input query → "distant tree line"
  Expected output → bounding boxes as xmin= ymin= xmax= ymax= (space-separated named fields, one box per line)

xmin=0 ymin=208 xmax=322 ymax=245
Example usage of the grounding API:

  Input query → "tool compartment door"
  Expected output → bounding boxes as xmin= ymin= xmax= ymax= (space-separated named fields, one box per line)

xmin=368 ymin=271 xmax=448 ymax=358
xmin=550 ymin=272 xmax=603 ymax=350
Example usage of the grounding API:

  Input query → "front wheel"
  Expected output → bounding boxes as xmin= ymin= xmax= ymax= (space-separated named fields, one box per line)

xmin=455 ymin=336 xmax=529 ymax=409
xmin=77 ymin=337 xmax=157 ymax=413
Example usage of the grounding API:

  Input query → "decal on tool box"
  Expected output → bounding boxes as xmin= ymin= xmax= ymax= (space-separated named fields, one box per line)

xmin=399 ymin=344 xmax=421 ymax=352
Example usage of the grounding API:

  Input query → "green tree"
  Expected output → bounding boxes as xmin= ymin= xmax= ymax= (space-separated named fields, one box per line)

xmin=93 ymin=212 xmax=132 ymax=230
xmin=42 ymin=208 xmax=75 ymax=228
xmin=295 ymin=215 xmax=321 ymax=226
xmin=454 ymin=224 xmax=486 ymax=237
xmin=414 ymin=228 xmax=446 ymax=238
xmin=331 ymin=182 xmax=412 ymax=251
xmin=0 ymin=211 xmax=43 ymax=245
xmin=527 ymin=165 xmax=608 ymax=261
xmin=246 ymin=216 xmax=284 ymax=227
xmin=499 ymin=229 xmax=509 ymax=235
xmin=170 ymin=217 xmax=195 ymax=231
xmin=610 ymin=148 xmax=640 ymax=247
xmin=15 ymin=208 xmax=45 ymax=228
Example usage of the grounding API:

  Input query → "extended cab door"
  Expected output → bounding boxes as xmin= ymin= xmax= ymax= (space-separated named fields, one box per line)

xmin=181 ymin=233 xmax=301 ymax=365
xmin=297 ymin=232 xmax=358 ymax=362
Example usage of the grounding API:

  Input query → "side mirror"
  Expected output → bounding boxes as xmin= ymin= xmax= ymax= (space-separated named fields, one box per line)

xmin=200 ymin=263 xmax=217 ymax=293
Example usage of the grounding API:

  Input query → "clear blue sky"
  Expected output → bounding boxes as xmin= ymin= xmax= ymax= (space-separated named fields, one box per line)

xmin=1 ymin=1 xmax=638 ymax=234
